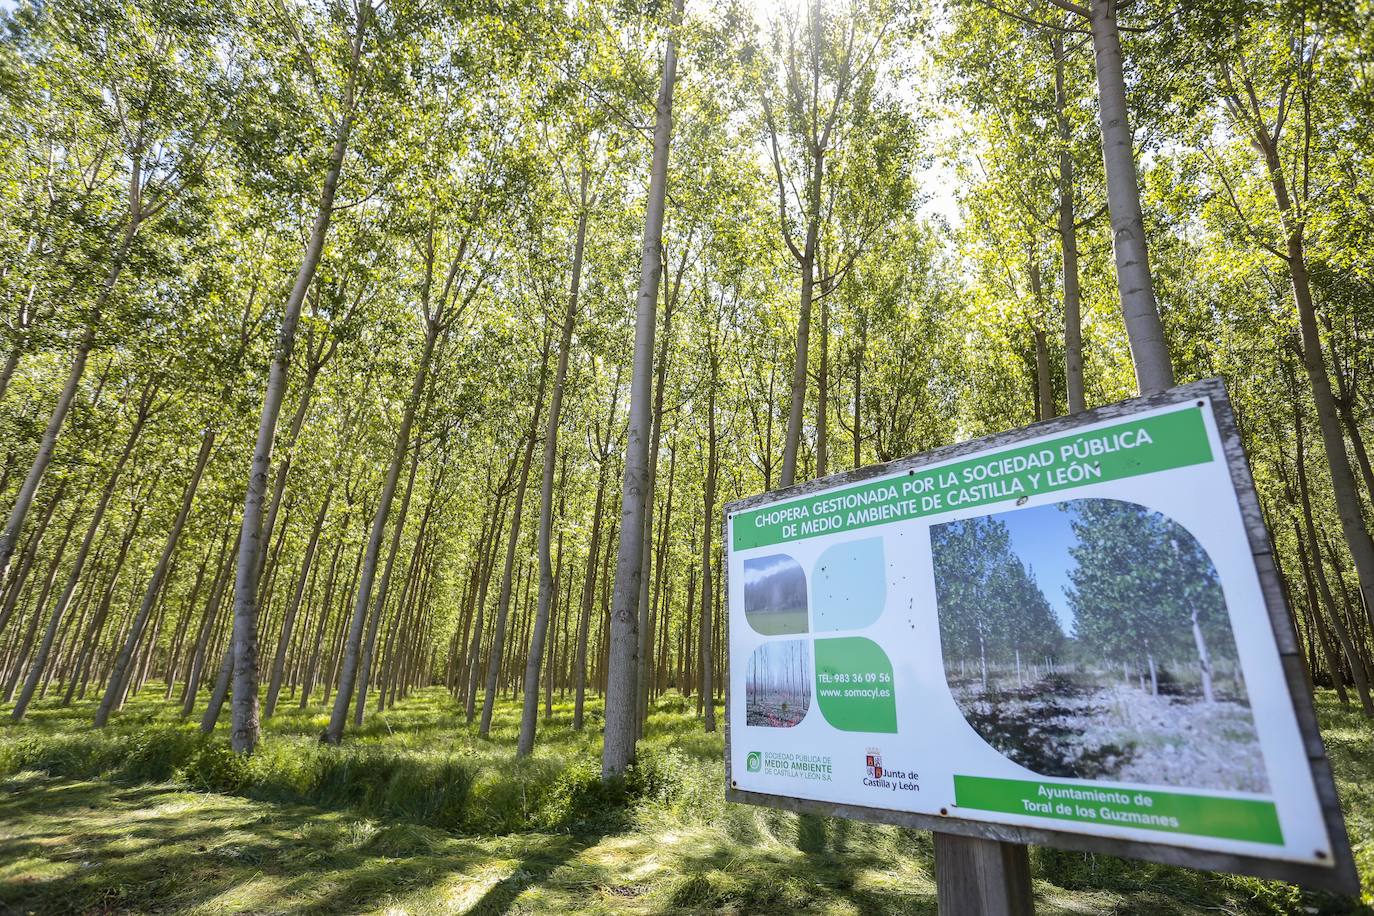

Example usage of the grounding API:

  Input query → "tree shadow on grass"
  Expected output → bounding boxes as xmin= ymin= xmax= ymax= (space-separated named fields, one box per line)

xmin=0 ymin=775 xmax=495 ymax=915
xmin=460 ymin=833 xmax=598 ymax=915
xmin=0 ymin=771 xmax=639 ymax=916
xmin=664 ymin=823 xmax=937 ymax=915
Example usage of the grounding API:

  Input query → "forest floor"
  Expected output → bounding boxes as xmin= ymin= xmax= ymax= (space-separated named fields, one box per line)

xmin=951 ymin=673 xmax=1268 ymax=791
xmin=0 ymin=687 xmax=1370 ymax=915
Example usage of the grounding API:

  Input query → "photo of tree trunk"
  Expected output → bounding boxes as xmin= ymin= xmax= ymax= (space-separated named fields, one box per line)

xmin=931 ymin=499 xmax=1267 ymax=793
xmin=746 ymin=639 xmax=812 ymax=727
xmin=744 ymin=553 xmax=809 ymax=635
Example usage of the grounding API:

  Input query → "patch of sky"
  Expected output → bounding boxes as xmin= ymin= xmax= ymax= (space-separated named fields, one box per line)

xmin=996 ymin=501 xmax=1081 ymax=636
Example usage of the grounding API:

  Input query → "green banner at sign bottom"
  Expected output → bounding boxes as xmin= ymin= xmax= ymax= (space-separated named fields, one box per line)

xmin=953 ymin=775 xmax=1282 ymax=845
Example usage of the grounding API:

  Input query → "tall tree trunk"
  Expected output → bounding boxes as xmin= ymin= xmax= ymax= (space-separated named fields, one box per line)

xmin=647 ymin=442 xmax=676 ymax=705
xmin=12 ymin=387 xmax=154 ymax=721
xmin=254 ymin=359 xmax=327 ymax=587
xmin=361 ymin=460 xmax=430 ymax=721
xmin=573 ymin=460 xmax=607 ymax=730
xmin=1053 ymin=34 xmax=1087 ymax=415
xmin=780 ymin=178 xmax=821 ymax=488
xmin=325 ymin=322 xmax=438 ymax=744
xmin=1086 ymin=0 xmax=1172 ymax=394
xmin=72 ymin=502 xmax=146 ymax=703
xmin=201 ymin=641 xmax=233 ymax=733
xmin=0 ymin=325 xmax=97 ymax=593
xmin=518 ymin=187 xmax=588 ymax=757
xmin=1259 ymin=134 xmax=1374 ymax=645
xmin=1033 ymin=328 xmax=1055 ymax=421
xmin=1297 ymin=412 xmax=1374 ymax=715
xmin=95 ymin=427 xmax=214 ymax=726
xmin=0 ymin=482 xmax=65 ymax=639
xmin=464 ymin=488 xmax=508 ymax=721
xmin=852 ymin=309 xmax=865 ymax=468
xmin=181 ymin=529 xmax=237 ymax=714
xmin=299 ymin=533 xmax=342 ymax=708
xmin=815 ymin=294 xmax=829 ymax=478
xmin=264 ymin=486 xmax=331 ymax=718
xmin=229 ymin=18 xmax=366 ymax=753
xmin=164 ymin=538 xmax=213 ymax=697
xmin=700 ymin=373 xmax=718 ymax=732
xmin=479 ymin=337 xmax=549 ymax=737
xmin=5 ymin=505 xmax=81 ymax=699
xmin=1329 ymin=350 xmax=1374 ymax=508
xmin=0 ymin=216 xmax=141 ymax=591
xmin=603 ymin=0 xmax=683 ymax=779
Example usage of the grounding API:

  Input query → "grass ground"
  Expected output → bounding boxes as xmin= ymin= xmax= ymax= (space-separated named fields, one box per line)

xmin=0 ymin=686 xmax=1369 ymax=915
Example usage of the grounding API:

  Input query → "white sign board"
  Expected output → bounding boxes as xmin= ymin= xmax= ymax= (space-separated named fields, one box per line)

xmin=724 ymin=381 xmax=1354 ymax=889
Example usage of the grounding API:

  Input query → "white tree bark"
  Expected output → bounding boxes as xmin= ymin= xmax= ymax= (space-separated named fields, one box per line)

xmin=95 ymin=426 xmax=214 ymax=726
xmin=518 ymin=188 xmax=588 ymax=757
xmin=1086 ymin=0 xmax=1173 ymax=394
xmin=603 ymin=0 xmax=683 ymax=779
xmin=325 ymin=322 xmax=437 ymax=744
xmin=11 ymin=388 xmax=153 ymax=721
xmin=229 ymin=14 xmax=367 ymax=753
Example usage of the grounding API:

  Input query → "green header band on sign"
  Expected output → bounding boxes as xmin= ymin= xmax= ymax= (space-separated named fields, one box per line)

xmin=732 ymin=406 xmax=1212 ymax=551
xmin=953 ymin=775 xmax=1283 ymax=844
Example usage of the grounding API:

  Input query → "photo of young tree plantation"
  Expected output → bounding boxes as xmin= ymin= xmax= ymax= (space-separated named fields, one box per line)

xmin=933 ymin=500 xmax=1266 ymax=793
xmin=0 ymin=0 xmax=1372 ymax=907
xmin=746 ymin=639 xmax=813 ymax=727
xmin=744 ymin=554 xmax=809 ymax=635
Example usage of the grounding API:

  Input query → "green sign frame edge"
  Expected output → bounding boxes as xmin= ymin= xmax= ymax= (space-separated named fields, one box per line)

xmin=720 ymin=377 xmax=1358 ymax=895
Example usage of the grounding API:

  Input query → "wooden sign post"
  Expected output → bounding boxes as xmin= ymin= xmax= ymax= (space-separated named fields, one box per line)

xmin=723 ymin=379 xmax=1358 ymax=909
xmin=934 ymin=834 xmax=1034 ymax=916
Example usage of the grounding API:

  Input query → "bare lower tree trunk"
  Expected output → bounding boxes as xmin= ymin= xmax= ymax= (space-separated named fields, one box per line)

xmin=779 ymin=211 xmax=818 ymax=488
xmin=7 ymin=507 xmax=80 ymax=699
xmin=1085 ymin=0 xmax=1172 ymax=395
xmin=164 ymin=540 xmax=212 ymax=696
xmin=326 ymin=324 xmax=438 ymax=744
xmin=12 ymin=387 xmax=153 ymax=721
xmin=603 ymin=0 xmax=683 ymax=779
xmin=518 ymin=220 xmax=586 ymax=754
xmin=254 ymin=353 xmax=329 ymax=588
xmin=95 ymin=427 xmax=213 ymax=726
xmin=1033 ymin=328 xmax=1055 ymax=421
xmin=479 ymin=339 xmax=549 ymax=736
xmin=816 ymin=295 xmax=829 ymax=478
xmin=201 ymin=641 xmax=233 ymax=733
xmin=264 ymin=486 xmax=330 ymax=718
xmin=1330 ymin=352 xmax=1374 ymax=508
xmin=700 ymin=368 xmax=718 ymax=732
xmin=1297 ymin=412 xmax=1374 ymax=715
xmin=1053 ymin=34 xmax=1086 ymax=415
xmin=1265 ymin=155 xmax=1374 ymax=648
xmin=355 ymin=449 xmax=421 ymax=727
xmin=464 ymin=491 xmax=507 ymax=721
xmin=573 ymin=456 xmax=610 ymax=730
xmin=182 ymin=530 xmax=237 ymax=714
xmin=635 ymin=296 xmax=676 ymax=737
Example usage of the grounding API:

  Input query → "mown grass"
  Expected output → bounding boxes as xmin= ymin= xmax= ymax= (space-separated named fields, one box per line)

xmin=0 ymin=685 xmax=1369 ymax=914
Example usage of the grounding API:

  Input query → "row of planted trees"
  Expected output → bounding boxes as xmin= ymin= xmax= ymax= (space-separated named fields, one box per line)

xmin=1 ymin=0 xmax=1373 ymax=785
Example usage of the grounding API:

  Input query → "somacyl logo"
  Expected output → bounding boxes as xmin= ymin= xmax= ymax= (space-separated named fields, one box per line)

xmin=746 ymin=751 xmax=762 ymax=773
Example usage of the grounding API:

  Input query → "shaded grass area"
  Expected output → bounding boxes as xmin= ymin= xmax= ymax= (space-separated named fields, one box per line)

xmin=0 ymin=686 xmax=1368 ymax=914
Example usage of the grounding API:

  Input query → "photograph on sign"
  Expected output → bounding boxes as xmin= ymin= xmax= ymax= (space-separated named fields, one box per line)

xmin=932 ymin=499 xmax=1264 ymax=793
xmin=724 ymin=384 xmax=1352 ymax=885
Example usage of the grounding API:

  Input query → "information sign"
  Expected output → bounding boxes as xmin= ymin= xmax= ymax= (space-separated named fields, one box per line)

xmin=724 ymin=380 xmax=1355 ymax=891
